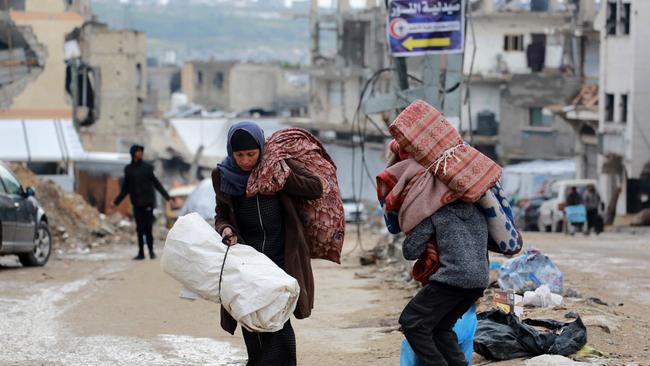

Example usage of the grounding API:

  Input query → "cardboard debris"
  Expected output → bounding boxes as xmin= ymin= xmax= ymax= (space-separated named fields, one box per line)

xmin=493 ymin=289 xmax=524 ymax=317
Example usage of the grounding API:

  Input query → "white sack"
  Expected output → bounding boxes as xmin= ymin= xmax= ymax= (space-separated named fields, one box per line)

xmin=161 ymin=213 xmax=300 ymax=332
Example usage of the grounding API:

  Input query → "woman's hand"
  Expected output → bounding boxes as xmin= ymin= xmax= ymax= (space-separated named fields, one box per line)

xmin=221 ymin=227 xmax=238 ymax=246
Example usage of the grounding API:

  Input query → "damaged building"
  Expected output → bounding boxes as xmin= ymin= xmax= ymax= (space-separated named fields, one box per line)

xmin=145 ymin=60 xmax=180 ymax=117
xmin=596 ymin=0 xmax=650 ymax=216
xmin=181 ymin=60 xmax=309 ymax=116
xmin=0 ymin=0 xmax=89 ymax=118
xmin=547 ymin=0 xmax=601 ymax=181
xmin=463 ymin=0 xmax=583 ymax=164
xmin=66 ymin=21 xmax=148 ymax=152
xmin=308 ymin=0 xmax=390 ymax=126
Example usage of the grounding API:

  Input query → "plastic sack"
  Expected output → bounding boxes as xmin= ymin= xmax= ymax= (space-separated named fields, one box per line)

xmin=161 ymin=213 xmax=300 ymax=332
xmin=399 ymin=305 xmax=478 ymax=366
xmin=523 ymin=285 xmax=563 ymax=308
xmin=474 ymin=309 xmax=587 ymax=361
xmin=454 ymin=304 xmax=478 ymax=364
xmin=498 ymin=248 xmax=564 ymax=294
xmin=399 ymin=339 xmax=419 ymax=366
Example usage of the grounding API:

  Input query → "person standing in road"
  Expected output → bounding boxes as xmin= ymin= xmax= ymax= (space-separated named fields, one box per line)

xmin=212 ymin=121 xmax=323 ymax=366
xmin=566 ymin=186 xmax=585 ymax=235
xmin=112 ymin=144 xmax=170 ymax=260
xmin=583 ymin=185 xmax=602 ymax=235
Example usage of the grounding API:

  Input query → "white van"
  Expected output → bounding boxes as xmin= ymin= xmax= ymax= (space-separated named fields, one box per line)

xmin=538 ymin=179 xmax=598 ymax=232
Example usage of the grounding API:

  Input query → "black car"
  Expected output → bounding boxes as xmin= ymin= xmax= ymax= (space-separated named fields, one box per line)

xmin=0 ymin=162 xmax=52 ymax=266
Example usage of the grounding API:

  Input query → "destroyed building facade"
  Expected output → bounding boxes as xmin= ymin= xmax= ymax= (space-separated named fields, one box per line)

xmin=181 ymin=60 xmax=309 ymax=116
xmin=0 ymin=0 xmax=89 ymax=118
xmin=68 ymin=22 xmax=148 ymax=152
xmin=597 ymin=0 xmax=650 ymax=215
xmin=308 ymin=0 xmax=390 ymax=126
xmin=463 ymin=0 xmax=583 ymax=165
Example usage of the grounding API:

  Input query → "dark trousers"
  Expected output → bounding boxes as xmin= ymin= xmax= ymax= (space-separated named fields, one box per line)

xmin=586 ymin=208 xmax=600 ymax=234
xmin=133 ymin=206 xmax=155 ymax=255
xmin=399 ymin=282 xmax=483 ymax=366
xmin=242 ymin=320 xmax=296 ymax=366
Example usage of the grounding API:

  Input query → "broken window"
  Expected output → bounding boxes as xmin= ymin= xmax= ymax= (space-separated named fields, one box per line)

xmin=621 ymin=3 xmax=631 ymax=35
xmin=529 ymin=107 xmax=553 ymax=127
xmin=136 ymin=63 xmax=142 ymax=91
xmin=504 ymin=35 xmax=524 ymax=52
xmin=342 ymin=20 xmax=369 ymax=67
xmin=65 ymin=63 xmax=99 ymax=127
xmin=213 ymin=72 xmax=224 ymax=90
xmin=606 ymin=1 xmax=617 ymax=35
xmin=170 ymin=70 xmax=181 ymax=93
xmin=620 ymin=94 xmax=628 ymax=124
xmin=605 ymin=93 xmax=615 ymax=122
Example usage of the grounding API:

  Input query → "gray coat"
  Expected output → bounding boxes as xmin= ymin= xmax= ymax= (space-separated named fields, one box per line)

xmin=403 ymin=201 xmax=489 ymax=289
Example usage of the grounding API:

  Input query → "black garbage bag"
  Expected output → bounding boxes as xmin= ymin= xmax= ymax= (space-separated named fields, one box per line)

xmin=474 ymin=308 xmax=587 ymax=360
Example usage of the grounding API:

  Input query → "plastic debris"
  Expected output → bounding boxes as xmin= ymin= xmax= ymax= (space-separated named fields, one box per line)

xmin=523 ymin=285 xmax=564 ymax=308
xmin=498 ymin=247 xmax=564 ymax=294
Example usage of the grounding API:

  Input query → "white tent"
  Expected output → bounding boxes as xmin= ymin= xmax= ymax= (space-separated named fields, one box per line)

xmin=0 ymin=119 xmax=130 ymax=191
xmin=169 ymin=118 xmax=286 ymax=163
xmin=0 ymin=119 xmax=85 ymax=162
xmin=0 ymin=119 xmax=130 ymax=164
xmin=501 ymin=160 xmax=576 ymax=199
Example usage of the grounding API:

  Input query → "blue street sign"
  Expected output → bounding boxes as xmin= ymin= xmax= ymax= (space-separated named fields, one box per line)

xmin=388 ymin=0 xmax=465 ymax=56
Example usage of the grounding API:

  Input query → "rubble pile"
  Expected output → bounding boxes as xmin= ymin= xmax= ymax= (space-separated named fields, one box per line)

xmin=10 ymin=164 xmax=133 ymax=250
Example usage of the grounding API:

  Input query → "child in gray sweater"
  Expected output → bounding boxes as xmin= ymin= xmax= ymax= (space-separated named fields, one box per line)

xmin=399 ymin=200 xmax=488 ymax=366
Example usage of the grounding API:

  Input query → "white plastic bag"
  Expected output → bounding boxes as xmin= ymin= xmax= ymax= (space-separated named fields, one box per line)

xmin=523 ymin=285 xmax=563 ymax=308
xmin=161 ymin=213 xmax=300 ymax=332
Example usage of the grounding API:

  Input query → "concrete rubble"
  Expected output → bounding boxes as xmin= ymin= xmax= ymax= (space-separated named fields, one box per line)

xmin=11 ymin=164 xmax=134 ymax=252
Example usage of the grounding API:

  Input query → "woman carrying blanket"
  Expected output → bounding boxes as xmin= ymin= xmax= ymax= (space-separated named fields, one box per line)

xmin=211 ymin=121 xmax=323 ymax=366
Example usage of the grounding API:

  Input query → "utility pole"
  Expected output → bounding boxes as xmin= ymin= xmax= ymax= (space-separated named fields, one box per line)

xmin=363 ymin=0 xmax=466 ymax=132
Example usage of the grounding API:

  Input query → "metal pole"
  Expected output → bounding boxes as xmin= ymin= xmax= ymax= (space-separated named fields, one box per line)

xmin=394 ymin=57 xmax=409 ymax=91
xmin=70 ymin=58 xmax=79 ymax=129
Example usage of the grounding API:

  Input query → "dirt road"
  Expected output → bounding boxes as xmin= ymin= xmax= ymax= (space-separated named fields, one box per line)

xmin=1 ymin=230 xmax=648 ymax=365
xmin=0 ymin=233 xmax=409 ymax=366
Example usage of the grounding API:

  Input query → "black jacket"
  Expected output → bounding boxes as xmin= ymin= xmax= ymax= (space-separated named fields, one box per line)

xmin=114 ymin=161 xmax=170 ymax=208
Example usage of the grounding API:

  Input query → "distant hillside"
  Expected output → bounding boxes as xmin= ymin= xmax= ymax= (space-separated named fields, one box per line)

xmin=90 ymin=0 xmax=310 ymax=64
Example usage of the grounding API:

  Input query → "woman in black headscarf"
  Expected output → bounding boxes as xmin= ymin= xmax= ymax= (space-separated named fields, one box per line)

xmin=211 ymin=121 xmax=323 ymax=366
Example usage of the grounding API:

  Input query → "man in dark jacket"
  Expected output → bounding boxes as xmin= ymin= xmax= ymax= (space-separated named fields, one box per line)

xmin=112 ymin=144 xmax=170 ymax=260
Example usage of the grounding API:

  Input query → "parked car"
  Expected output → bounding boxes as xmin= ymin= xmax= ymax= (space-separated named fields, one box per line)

xmin=164 ymin=184 xmax=197 ymax=228
xmin=538 ymin=179 xmax=598 ymax=232
xmin=342 ymin=198 xmax=368 ymax=223
xmin=514 ymin=196 xmax=545 ymax=232
xmin=0 ymin=162 xmax=52 ymax=266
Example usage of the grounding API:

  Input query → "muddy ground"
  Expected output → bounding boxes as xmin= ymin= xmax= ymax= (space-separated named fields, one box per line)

xmin=0 ymin=228 xmax=648 ymax=365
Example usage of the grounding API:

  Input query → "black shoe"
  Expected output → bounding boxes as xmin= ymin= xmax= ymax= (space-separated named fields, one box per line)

xmin=150 ymin=252 xmax=156 ymax=260
xmin=133 ymin=253 xmax=145 ymax=260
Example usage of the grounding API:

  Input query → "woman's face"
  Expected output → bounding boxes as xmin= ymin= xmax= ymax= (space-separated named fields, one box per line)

xmin=233 ymin=149 xmax=260 ymax=172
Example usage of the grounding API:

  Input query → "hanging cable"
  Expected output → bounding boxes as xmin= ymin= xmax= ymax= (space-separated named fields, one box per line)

xmin=464 ymin=0 xmax=477 ymax=144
